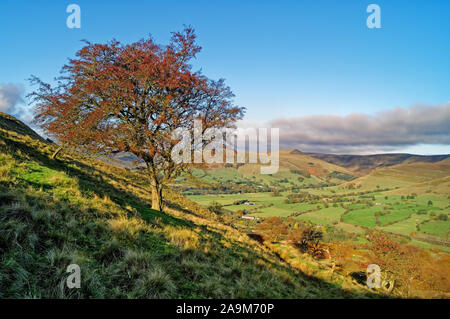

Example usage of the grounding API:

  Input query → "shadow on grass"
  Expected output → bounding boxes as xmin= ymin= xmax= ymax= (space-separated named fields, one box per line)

xmin=1 ymin=133 xmax=192 ymax=229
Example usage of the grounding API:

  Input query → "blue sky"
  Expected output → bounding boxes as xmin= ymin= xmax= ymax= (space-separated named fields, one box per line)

xmin=0 ymin=0 xmax=449 ymax=154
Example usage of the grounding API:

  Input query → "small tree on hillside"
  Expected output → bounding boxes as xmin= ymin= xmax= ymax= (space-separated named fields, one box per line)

xmin=288 ymin=227 xmax=323 ymax=252
xmin=208 ymin=201 xmax=224 ymax=215
xmin=29 ymin=28 xmax=244 ymax=211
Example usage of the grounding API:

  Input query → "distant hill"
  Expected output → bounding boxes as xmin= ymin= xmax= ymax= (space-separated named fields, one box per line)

xmin=107 ymin=145 xmax=450 ymax=179
xmin=306 ymin=152 xmax=450 ymax=175
xmin=340 ymin=160 xmax=450 ymax=192
xmin=177 ymin=149 xmax=358 ymax=193
xmin=388 ymin=175 xmax=450 ymax=197
xmin=239 ymin=149 xmax=354 ymax=179
xmin=184 ymin=148 xmax=450 ymax=193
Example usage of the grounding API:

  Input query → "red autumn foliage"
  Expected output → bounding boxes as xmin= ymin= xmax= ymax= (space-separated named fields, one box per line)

xmin=288 ymin=227 xmax=324 ymax=258
xmin=256 ymin=217 xmax=289 ymax=242
xmin=29 ymin=28 xmax=244 ymax=210
xmin=366 ymin=231 xmax=450 ymax=296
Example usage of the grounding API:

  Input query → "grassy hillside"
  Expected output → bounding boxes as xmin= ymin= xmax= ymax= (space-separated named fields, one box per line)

xmin=233 ymin=149 xmax=354 ymax=180
xmin=178 ymin=149 xmax=356 ymax=195
xmin=388 ymin=175 xmax=450 ymax=197
xmin=339 ymin=161 xmax=450 ymax=192
xmin=307 ymin=152 xmax=450 ymax=175
xmin=0 ymin=112 xmax=45 ymax=142
xmin=0 ymin=113 xmax=374 ymax=298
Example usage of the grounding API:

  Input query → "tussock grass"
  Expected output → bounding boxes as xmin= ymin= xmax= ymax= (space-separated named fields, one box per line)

xmin=165 ymin=226 xmax=200 ymax=250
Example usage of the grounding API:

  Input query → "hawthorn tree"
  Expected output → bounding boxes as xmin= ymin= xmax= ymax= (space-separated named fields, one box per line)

xmin=288 ymin=227 xmax=323 ymax=252
xmin=29 ymin=28 xmax=244 ymax=211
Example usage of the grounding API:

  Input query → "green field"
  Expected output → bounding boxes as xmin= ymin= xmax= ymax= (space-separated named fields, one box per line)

xmin=342 ymin=207 xmax=379 ymax=228
xmin=188 ymin=192 xmax=323 ymax=216
xmin=381 ymin=213 xmax=431 ymax=236
xmin=420 ymin=220 xmax=450 ymax=238
xmin=298 ymin=207 xmax=345 ymax=223
xmin=188 ymin=188 xmax=450 ymax=250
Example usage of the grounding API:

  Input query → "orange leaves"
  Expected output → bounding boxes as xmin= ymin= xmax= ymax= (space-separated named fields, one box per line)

xmin=256 ymin=217 xmax=289 ymax=243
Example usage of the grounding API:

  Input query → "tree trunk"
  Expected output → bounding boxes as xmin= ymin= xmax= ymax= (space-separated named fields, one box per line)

xmin=147 ymin=163 xmax=163 ymax=211
xmin=51 ymin=146 xmax=63 ymax=160
xmin=151 ymin=184 xmax=163 ymax=211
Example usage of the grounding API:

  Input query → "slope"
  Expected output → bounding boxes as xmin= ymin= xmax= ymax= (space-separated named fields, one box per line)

xmin=0 ymin=113 xmax=373 ymax=298
xmin=198 ymin=149 xmax=355 ymax=190
xmin=388 ymin=175 xmax=450 ymax=197
xmin=306 ymin=152 xmax=450 ymax=175
xmin=340 ymin=160 xmax=450 ymax=191
xmin=0 ymin=112 xmax=46 ymax=142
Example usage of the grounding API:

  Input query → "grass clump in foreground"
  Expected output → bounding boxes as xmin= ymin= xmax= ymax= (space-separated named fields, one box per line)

xmin=0 ymin=114 xmax=378 ymax=299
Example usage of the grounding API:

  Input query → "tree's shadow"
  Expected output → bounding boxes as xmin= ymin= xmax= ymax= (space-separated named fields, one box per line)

xmin=2 ymin=133 xmax=192 ymax=228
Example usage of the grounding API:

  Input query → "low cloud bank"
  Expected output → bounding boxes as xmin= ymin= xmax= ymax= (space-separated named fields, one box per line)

xmin=239 ymin=103 xmax=450 ymax=154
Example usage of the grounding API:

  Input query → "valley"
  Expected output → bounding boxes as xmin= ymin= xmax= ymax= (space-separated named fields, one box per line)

xmin=185 ymin=150 xmax=450 ymax=250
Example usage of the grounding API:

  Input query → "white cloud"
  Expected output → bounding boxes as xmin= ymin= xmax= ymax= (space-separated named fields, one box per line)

xmin=0 ymin=83 xmax=24 ymax=113
xmin=238 ymin=102 xmax=450 ymax=154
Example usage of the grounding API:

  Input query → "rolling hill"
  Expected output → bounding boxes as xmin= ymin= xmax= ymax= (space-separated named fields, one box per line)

xmin=388 ymin=175 xmax=450 ymax=197
xmin=103 ymin=144 xmax=450 ymax=193
xmin=0 ymin=112 xmax=373 ymax=298
xmin=175 ymin=146 xmax=450 ymax=198
xmin=254 ymin=149 xmax=354 ymax=177
xmin=178 ymin=149 xmax=357 ymax=194
xmin=306 ymin=152 xmax=450 ymax=175
xmin=340 ymin=160 xmax=450 ymax=192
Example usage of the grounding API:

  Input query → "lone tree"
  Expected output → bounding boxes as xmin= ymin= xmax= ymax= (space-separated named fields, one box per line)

xmin=288 ymin=227 xmax=323 ymax=252
xmin=29 ymin=28 xmax=244 ymax=211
